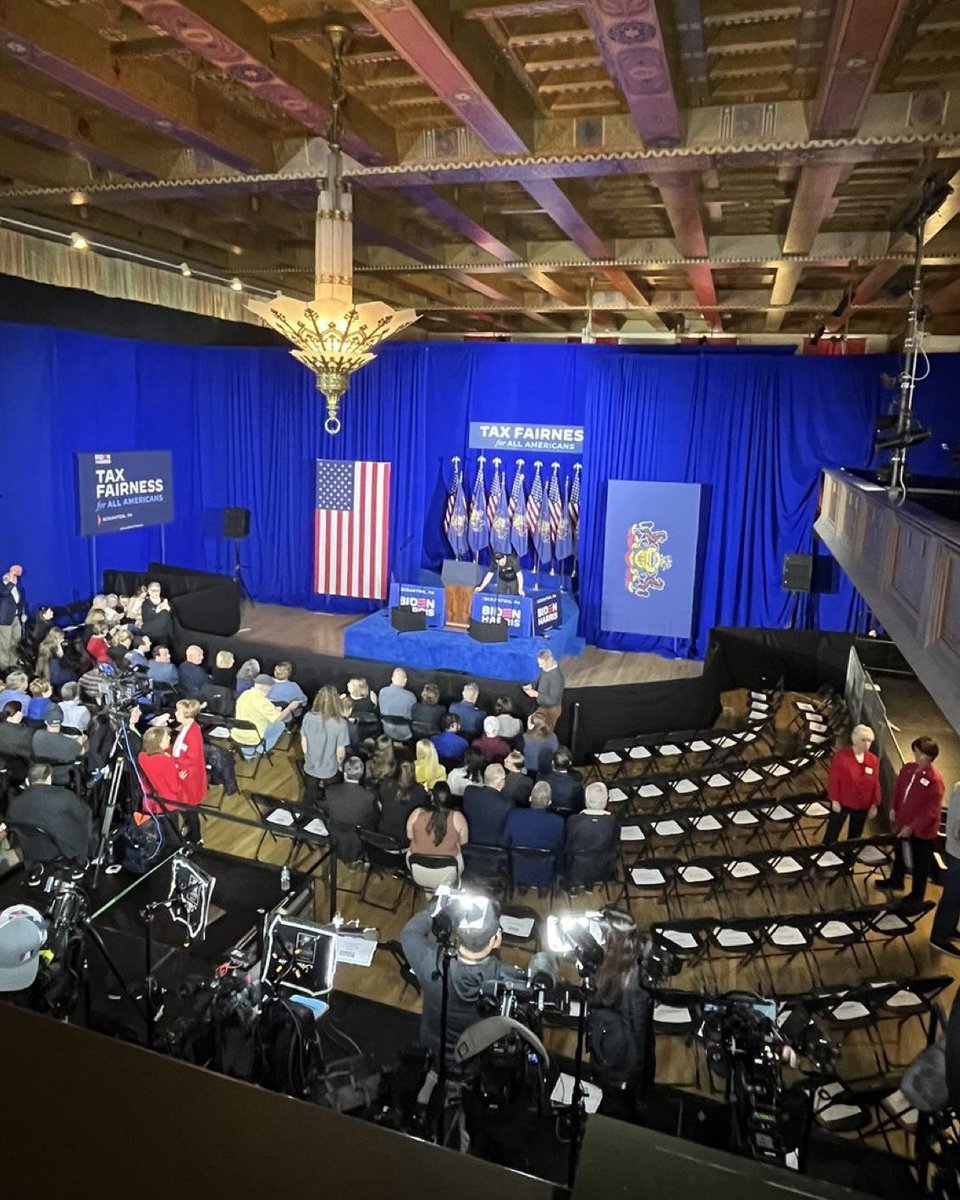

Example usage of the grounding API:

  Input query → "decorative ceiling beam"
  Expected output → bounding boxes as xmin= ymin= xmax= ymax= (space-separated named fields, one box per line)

xmin=768 ymin=0 xmax=911 ymax=330
xmin=823 ymin=168 xmax=960 ymax=332
xmin=0 ymin=4 xmax=272 ymax=171
xmin=118 ymin=0 xmax=396 ymax=165
xmin=927 ymin=273 xmax=960 ymax=315
xmin=399 ymin=185 xmax=522 ymax=261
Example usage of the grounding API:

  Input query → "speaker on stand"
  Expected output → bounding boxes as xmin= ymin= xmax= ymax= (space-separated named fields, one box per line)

xmin=223 ymin=507 xmax=252 ymax=606
xmin=781 ymin=552 xmax=813 ymax=630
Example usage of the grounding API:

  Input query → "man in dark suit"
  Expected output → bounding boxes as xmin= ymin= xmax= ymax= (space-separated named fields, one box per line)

xmin=31 ymin=705 xmax=85 ymax=786
xmin=0 ymin=701 xmax=35 ymax=784
xmin=502 ymin=750 xmax=534 ymax=806
xmin=563 ymin=782 xmax=619 ymax=889
xmin=178 ymin=644 xmax=210 ymax=698
xmin=7 ymin=762 xmax=93 ymax=863
xmin=463 ymin=763 xmax=513 ymax=846
xmin=500 ymin=781 xmax=564 ymax=888
xmin=450 ymin=682 xmax=486 ymax=738
xmin=539 ymin=747 xmax=585 ymax=815
xmin=320 ymin=756 xmax=380 ymax=863
xmin=0 ymin=564 xmax=26 ymax=671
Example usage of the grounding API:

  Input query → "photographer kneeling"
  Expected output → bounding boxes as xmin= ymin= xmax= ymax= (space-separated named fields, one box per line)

xmin=588 ymin=910 xmax=656 ymax=1119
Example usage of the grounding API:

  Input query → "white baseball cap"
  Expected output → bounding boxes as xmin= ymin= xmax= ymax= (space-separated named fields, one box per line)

xmin=0 ymin=905 xmax=47 ymax=993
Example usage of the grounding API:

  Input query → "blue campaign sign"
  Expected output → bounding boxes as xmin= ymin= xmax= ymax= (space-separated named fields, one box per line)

xmin=533 ymin=590 xmax=562 ymax=635
xmin=76 ymin=450 xmax=174 ymax=536
xmin=600 ymin=481 xmax=704 ymax=639
xmin=470 ymin=593 xmax=532 ymax=638
xmin=389 ymin=582 xmax=446 ymax=629
xmin=469 ymin=422 xmax=584 ymax=456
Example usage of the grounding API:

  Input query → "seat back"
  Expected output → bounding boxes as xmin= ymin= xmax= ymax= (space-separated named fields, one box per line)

xmin=358 ymin=828 xmax=404 ymax=870
xmin=461 ymin=843 xmax=510 ymax=889
xmin=509 ymin=845 xmax=557 ymax=884
xmin=408 ymin=853 xmax=459 ymax=893
xmin=6 ymin=818 xmax=71 ymax=865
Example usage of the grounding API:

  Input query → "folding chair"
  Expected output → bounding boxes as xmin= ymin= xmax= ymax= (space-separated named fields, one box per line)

xmin=761 ymin=914 xmax=820 ymax=991
xmin=380 ymin=938 xmax=421 ymax=1002
xmin=866 ymin=902 xmax=935 ymax=973
xmin=509 ymin=847 xmax=558 ymax=899
xmin=879 ymin=975 xmax=953 ymax=1066
xmin=499 ymin=903 xmax=540 ymax=951
xmin=651 ymin=988 xmax=703 ymax=1089
xmin=815 ymin=982 xmax=898 ymax=1079
xmin=813 ymin=1080 xmax=879 ymax=1139
xmin=461 ymin=843 xmax=511 ymax=897
xmin=407 ymin=853 xmax=460 ymax=898
xmin=229 ymin=717 xmax=273 ymax=780
xmin=814 ymin=908 xmax=876 ymax=979
xmin=673 ymin=855 xmax=725 ymax=916
xmin=624 ymin=857 xmax=678 ymax=913
xmin=706 ymin=916 xmax=768 ymax=991
xmin=357 ymin=829 xmax=411 ymax=912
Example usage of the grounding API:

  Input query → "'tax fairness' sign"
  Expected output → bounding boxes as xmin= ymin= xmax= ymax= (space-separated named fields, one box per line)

xmin=469 ymin=423 xmax=584 ymax=455
xmin=76 ymin=450 xmax=175 ymax=535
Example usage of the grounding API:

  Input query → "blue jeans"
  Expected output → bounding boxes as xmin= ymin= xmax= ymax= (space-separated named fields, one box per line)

xmin=932 ymin=853 xmax=960 ymax=941
xmin=240 ymin=719 xmax=285 ymax=759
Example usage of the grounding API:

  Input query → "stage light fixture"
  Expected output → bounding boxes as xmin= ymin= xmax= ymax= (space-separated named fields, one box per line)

xmin=245 ymin=24 xmax=417 ymax=434
xmin=69 ymin=231 xmax=88 ymax=251
xmin=179 ymin=262 xmax=192 ymax=278
xmin=230 ymin=277 xmax=242 ymax=292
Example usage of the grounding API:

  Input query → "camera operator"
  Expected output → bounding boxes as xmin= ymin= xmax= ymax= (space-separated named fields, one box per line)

xmin=588 ymin=910 xmax=656 ymax=1118
xmin=400 ymin=897 xmax=525 ymax=1069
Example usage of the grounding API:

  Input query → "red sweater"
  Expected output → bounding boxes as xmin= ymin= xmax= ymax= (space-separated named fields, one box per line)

xmin=827 ymin=745 xmax=880 ymax=811
xmin=890 ymin=762 xmax=944 ymax=840
xmin=138 ymin=751 xmax=184 ymax=816
xmin=86 ymin=635 xmax=110 ymax=664
xmin=171 ymin=720 xmax=208 ymax=806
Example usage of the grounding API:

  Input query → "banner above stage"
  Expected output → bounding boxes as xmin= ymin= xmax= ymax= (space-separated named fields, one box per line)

xmin=76 ymin=450 xmax=174 ymax=536
xmin=600 ymin=481 xmax=704 ymax=639
xmin=469 ymin=422 xmax=584 ymax=456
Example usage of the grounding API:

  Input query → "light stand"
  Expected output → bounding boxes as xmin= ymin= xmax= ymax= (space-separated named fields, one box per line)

xmin=229 ymin=539 xmax=253 ymax=607
xmin=566 ymin=969 xmax=594 ymax=1189
xmin=433 ymin=933 xmax=457 ymax=1146
xmin=90 ymin=715 xmax=137 ymax=888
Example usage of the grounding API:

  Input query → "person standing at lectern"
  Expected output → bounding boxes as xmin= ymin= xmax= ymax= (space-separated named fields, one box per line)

xmin=475 ymin=552 xmax=525 ymax=596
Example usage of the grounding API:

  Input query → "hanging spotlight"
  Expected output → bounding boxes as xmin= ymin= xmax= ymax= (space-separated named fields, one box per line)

xmin=179 ymin=262 xmax=192 ymax=278
xmin=230 ymin=277 xmax=243 ymax=292
xmin=69 ymin=190 xmax=87 ymax=207
xmin=69 ymin=231 xmax=88 ymax=251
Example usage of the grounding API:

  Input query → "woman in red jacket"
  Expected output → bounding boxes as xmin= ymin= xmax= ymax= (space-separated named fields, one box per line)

xmin=138 ymin=725 xmax=200 ymax=842
xmin=876 ymin=736 xmax=944 ymax=909
xmin=824 ymin=724 xmax=880 ymax=843
xmin=171 ymin=698 xmax=209 ymax=810
xmin=85 ymin=621 xmax=111 ymax=665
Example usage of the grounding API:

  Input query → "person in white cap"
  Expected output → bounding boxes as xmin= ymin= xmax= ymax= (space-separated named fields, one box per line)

xmin=0 ymin=904 xmax=47 ymax=998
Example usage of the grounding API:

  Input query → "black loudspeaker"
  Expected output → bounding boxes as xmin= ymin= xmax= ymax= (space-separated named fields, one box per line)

xmin=781 ymin=553 xmax=813 ymax=592
xmin=467 ymin=617 xmax=508 ymax=644
xmin=223 ymin=507 xmax=250 ymax=540
xmin=391 ymin=606 xmax=427 ymax=633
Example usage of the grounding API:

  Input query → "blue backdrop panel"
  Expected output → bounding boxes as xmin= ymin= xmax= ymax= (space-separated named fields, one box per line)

xmin=2 ymin=322 xmax=960 ymax=658
xmin=601 ymin=481 xmax=703 ymax=639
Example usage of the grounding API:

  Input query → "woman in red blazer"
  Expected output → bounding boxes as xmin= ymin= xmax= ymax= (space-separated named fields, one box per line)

xmin=85 ymin=621 xmax=111 ymax=665
xmin=137 ymin=725 xmax=198 ymax=839
xmin=172 ymin=698 xmax=209 ymax=808
xmin=877 ymin=735 xmax=944 ymax=908
xmin=824 ymin=724 xmax=880 ymax=843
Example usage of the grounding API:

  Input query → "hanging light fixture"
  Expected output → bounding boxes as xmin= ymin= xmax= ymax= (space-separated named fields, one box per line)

xmin=246 ymin=25 xmax=418 ymax=434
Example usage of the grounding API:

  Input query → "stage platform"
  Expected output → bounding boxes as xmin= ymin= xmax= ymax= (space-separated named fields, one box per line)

xmin=343 ymin=594 xmax=586 ymax=682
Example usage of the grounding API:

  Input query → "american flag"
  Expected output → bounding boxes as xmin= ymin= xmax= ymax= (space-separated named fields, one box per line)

xmin=315 ymin=459 xmax=390 ymax=600
xmin=547 ymin=464 xmax=563 ymax=541
xmin=527 ymin=463 xmax=543 ymax=537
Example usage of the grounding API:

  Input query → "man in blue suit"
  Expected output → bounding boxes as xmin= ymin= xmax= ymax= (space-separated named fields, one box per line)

xmin=463 ymin=763 xmax=513 ymax=845
xmin=501 ymin=781 xmax=564 ymax=888
xmin=0 ymin=565 xmax=26 ymax=670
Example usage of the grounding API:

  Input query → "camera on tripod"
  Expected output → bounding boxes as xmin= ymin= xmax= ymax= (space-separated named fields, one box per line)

xmin=94 ymin=662 xmax=147 ymax=715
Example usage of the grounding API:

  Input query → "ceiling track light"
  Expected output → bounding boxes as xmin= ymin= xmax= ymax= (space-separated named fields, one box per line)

xmin=179 ymin=262 xmax=192 ymax=277
xmin=230 ymin=277 xmax=243 ymax=292
xmin=69 ymin=231 xmax=88 ymax=251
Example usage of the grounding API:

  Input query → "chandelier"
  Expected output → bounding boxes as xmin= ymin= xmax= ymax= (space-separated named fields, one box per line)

xmin=247 ymin=25 xmax=417 ymax=434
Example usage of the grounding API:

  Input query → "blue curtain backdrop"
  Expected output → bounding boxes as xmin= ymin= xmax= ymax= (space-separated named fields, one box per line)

xmin=2 ymin=322 xmax=958 ymax=656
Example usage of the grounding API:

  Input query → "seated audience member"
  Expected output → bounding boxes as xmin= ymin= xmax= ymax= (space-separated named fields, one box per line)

xmin=346 ymin=677 xmax=378 ymax=720
xmin=233 ymin=674 xmax=294 ymax=758
xmin=463 ymin=763 xmax=513 ymax=846
xmin=268 ymin=662 xmax=307 ymax=722
xmin=339 ymin=696 xmax=361 ymax=750
xmin=500 ymin=781 xmax=564 ymax=888
xmin=400 ymin=896 xmax=524 ymax=1067
xmin=411 ymin=682 xmax=446 ymax=733
xmin=57 ymin=682 xmax=90 ymax=733
xmin=81 ymin=606 xmax=107 ymax=644
xmin=178 ymin=645 xmax=210 ymax=699
xmin=140 ymin=581 xmax=174 ymax=643
xmin=432 ymin=714 xmax=469 ymax=764
xmin=171 ymin=699 xmax=208 ymax=810
xmin=147 ymin=645 xmax=179 ymax=688
xmin=591 ymin=910 xmax=656 ymax=1107
xmin=211 ymin=650 xmax=236 ymax=690
xmin=102 ymin=594 xmax=123 ymax=627
xmin=107 ymin=627 xmax=133 ymax=668
xmin=406 ymin=782 xmax=468 ymax=870
xmin=877 ymin=735 xmax=945 ymax=912
xmin=124 ymin=634 xmax=152 ymax=669
xmin=377 ymin=761 xmax=427 ymax=844
xmin=494 ymin=695 xmax=523 ymax=742
xmin=301 ymin=686 xmax=350 ymax=807
xmin=522 ymin=649 xmax=564 ymax=732
xmin=522 ymin=712 xmax=559 ymax=776
xmin=137 ymin=725 xmax=199 ymax=842
xmin=31 ymin=704 xmax=85 ymax=786
xmin=564 ymin=782 xmax=618 ymax=888
xmin=122 ymin=587 xmax=147 ymax=625
xmin=0 ymin=701 xmax=34 ymax=771
xmin=85 ymin=622 xmax=111 ymax=665
xmin=7 ymin=762 xmax=93 ymax=864
xmin=503 ymin=750 xmax=534 ymax=806
xmin=235 ymin=658 xmax=261 ymax=695
xmin=27 ymin=605 xmax=55 ymax=648
xmin=0 ymin=670 xmax=31 ymax=712
xmin=36 ymin=630 xmax=76 ymax=689
xmin=379 ymin=667 xmax=417 ymax=741
xmin=319 ymin=756 xmax=380 ymax=863
xmin=365 ymin=735 xmax=398 ymax=786
xmin=539 ymin=747 xmax=584 ymax=815
xmin=449 ymin=682 xmax=485 ymax=737
xmin=447 ymin=745 xmax=487 ymax=798
xmin=472 ymin=715 xmax=512 ymax=764
xmin=415 ymin=738 xmax=447 ymax=790
xmin=26 ymin=679 xmax=54 ymax=723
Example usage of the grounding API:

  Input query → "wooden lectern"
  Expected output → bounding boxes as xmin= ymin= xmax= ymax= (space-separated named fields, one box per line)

xmin=441 ymin=560 xmax=482 ymax=630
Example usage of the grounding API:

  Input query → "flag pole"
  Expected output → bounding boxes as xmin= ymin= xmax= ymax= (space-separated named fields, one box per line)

xmin=451 ymin=455 xmax=461 ymax=562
